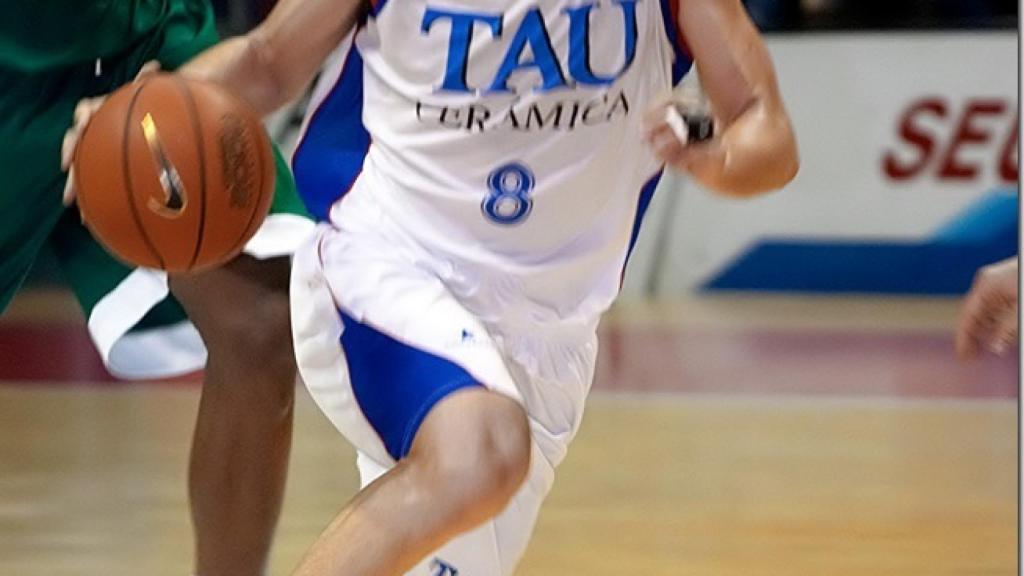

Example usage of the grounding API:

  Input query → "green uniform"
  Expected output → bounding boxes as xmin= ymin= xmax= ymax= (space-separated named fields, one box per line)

xmin=0 ymin=0 xmax=312 ymax=378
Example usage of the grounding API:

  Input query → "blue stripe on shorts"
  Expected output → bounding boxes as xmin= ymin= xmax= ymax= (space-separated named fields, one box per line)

xmin=339 ymin=309 xmax=483 ymax=460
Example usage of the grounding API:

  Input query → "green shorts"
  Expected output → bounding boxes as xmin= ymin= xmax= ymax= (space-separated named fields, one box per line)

xmin=0 ymin=0 xmax=313 ymax=378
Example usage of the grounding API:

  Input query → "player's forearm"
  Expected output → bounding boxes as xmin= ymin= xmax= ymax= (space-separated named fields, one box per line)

xmin=180 ymin=0 xmax=364 ymax=116
xmin=179 ymin=35 xmax=288 ymax=115
xmin=675 ymin=0 xmax=799 ymax=196
xmin=699 ymin=98 xmax=798 ymax=196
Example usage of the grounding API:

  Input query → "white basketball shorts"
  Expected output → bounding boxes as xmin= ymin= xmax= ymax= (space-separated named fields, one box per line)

xmin=290 ymin=187 xmax=599 ymax=575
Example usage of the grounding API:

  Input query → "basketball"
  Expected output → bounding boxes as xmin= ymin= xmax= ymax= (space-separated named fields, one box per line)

xmin=73 ymin=74 xmax=275 ymax=273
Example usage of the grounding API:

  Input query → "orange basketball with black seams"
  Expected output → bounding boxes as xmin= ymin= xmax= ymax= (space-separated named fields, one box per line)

xmin=74 ymin=74 xmax=275 ymax=273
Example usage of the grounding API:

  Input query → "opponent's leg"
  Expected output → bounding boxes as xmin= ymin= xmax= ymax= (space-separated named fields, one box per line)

xmin=169 ymin=255 xmax=296 ymax=576
xmin=0 ymin=65 xmax=82 ymax=314
xmin=293 ymin=387 xmax=531 ymax=576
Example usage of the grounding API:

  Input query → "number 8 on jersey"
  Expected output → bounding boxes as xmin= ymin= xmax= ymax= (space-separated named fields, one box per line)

xmin=482 ymin=163 xmax=535 ymax=225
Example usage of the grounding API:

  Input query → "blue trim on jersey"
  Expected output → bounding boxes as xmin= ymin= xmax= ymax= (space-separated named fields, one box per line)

xmin=625 ymin=172 xmax=663 ymax=261
xmin=292 ymin=48 xmax=370 ymax=222
xmin=369 ymin=0 xmax=388 ymax=16
xmin=339 ymin=309 xmax=483 ymax=460
xmin=658 ymin=0 xmax=693 ymax=84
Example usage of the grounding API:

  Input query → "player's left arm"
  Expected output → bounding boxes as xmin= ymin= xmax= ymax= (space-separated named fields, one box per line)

xmin=646 ymin=0 xmax=799 ymax=196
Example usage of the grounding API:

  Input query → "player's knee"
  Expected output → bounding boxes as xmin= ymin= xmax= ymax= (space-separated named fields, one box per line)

xmin=428 ymin=398 xmax=531 ymax=524
xmin=478 ymin=400 xmax=532 ymax=499
xmin=203 ymin=291 xmax=296 ymax=412
xmin=216 ymin=292 xmax=293 ymax=371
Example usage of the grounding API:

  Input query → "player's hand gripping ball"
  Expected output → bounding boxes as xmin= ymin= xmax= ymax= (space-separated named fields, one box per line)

xmin=69 ymin=73 xmax=275 ymax=273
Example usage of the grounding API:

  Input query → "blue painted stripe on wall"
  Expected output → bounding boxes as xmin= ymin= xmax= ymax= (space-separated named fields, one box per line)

xmin=703 ymin=190 xmax=1018 ymax=295
xmin=931 ymin=188 xmax=1018 ymax=243
xmin=703 ymin=240 xmax=1017 ymax=295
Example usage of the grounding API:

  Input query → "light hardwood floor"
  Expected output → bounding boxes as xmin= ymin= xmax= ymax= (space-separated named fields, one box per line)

xmin=0 ymin=387 xmax=1014 ymax=576
xmin=0 ymin=294 xmax=1016 ymax=575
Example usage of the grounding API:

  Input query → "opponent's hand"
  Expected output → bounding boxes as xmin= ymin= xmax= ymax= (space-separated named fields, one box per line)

xmin=955 ymin=258 xmax=1019 ymax=360
xmin=642 ymin=97 xmax=726 ymax=186
xmin=60 ymin=61 xmax=161 ymax=206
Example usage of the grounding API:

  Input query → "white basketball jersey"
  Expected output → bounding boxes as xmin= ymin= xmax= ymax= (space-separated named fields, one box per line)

xmin=293 ymin=0 xmax=692 ymax=320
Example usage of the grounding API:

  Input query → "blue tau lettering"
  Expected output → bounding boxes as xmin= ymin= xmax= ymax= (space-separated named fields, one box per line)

xmin=431 ymin=558 xmax=459 ymax=576
xmin=421 ymin=8 xmax=503 ymax=92
xmin=488 ymin=8 xmax=566 ymax=93
xmin=565 ymin=0 xmax=638 ymax=86
xmin=421 ymin=1 xmax=639 ymax=94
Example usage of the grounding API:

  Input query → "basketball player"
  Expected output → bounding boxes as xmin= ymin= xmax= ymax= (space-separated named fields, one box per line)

xmin=65 ymin=0 xmax=798 ymax=573
xmin=956 ymin=257 xmax=1019 ymax=359
xmin=2 ymin=2 xmax=313 ymax=575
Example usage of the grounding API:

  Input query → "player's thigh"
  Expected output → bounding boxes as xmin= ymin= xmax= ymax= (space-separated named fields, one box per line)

xmin=0 ymin=181 xmax=61 ymax=312
xmin=0 ymin=213 xmax=59 ymax=313
xmin=0 ymin=68 xmax=90 ymax=312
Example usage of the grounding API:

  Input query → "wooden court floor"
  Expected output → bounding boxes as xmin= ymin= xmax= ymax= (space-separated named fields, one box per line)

xmin=0 ymin=293 xmax=1017 ymax=576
